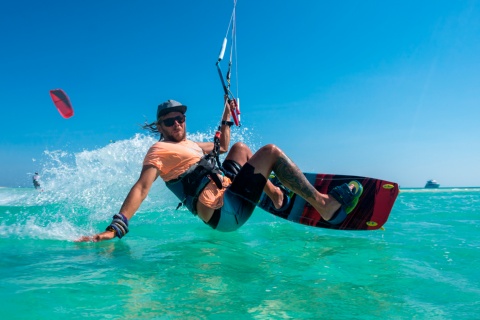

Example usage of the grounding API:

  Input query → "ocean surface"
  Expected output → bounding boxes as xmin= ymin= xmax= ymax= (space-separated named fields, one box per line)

xmin=1 ymin=135 xmax=479 ymax=319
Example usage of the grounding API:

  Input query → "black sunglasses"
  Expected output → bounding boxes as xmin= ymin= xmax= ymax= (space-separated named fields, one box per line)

xmin=160 ymin=115 xmax=186 ymax=127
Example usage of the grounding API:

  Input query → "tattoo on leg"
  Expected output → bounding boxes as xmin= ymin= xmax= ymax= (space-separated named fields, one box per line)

xmin=273 ymin=155 xmax=315 ymax=200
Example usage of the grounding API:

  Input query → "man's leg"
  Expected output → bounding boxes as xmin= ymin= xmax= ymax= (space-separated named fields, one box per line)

xmin=246 ymin=144 xmax=342 ymax=221
xmin=225 ymin=142 xmax=284 ymax=209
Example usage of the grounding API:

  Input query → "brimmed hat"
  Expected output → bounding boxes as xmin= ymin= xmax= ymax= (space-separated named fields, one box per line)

xmin=157 ymin=100 xmax=187 ymax=119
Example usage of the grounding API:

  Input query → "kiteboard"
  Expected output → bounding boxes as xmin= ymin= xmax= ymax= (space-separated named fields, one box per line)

xmin=257 ymin=173 xmax=399 ymax=231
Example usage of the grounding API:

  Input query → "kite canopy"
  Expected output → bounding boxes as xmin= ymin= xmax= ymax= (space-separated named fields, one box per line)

xmin=49 ymin=89 xmax=74 ymax=118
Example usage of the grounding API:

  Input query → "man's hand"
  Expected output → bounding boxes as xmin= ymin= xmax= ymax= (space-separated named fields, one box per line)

xmin=75 ymin=230 xmax=116 ymax=242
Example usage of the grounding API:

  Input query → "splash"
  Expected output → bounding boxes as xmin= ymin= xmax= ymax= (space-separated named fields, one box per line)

xmin=35 ymin=134 xmax=157 ymax=214
xmin=1 ymin=128 xmax=261 ymax=240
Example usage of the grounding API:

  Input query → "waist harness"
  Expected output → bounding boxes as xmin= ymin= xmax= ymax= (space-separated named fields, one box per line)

xmin=166 ymin=156 xmax=223 ymax=215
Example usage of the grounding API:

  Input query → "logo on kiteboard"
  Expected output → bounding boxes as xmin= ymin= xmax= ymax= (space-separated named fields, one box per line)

xmin=366 ymin=221 xmax=378 ymax=227
xmin=382 ymin=184 xmax=395 ymax=189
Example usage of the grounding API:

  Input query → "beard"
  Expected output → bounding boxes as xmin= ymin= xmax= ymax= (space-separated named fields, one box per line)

xmin=161 ymin=127 xmax=187 ymax=142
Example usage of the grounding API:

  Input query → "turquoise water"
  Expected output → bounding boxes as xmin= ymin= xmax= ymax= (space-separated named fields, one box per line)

xmin=1 ymin=135 xmax=479 ymax=319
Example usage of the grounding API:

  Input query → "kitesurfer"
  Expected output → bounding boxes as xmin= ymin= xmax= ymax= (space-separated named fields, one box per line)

xmin=76 ymin=98 xmax=359 ymax=242
xmin=32 ymin=172 xmax=41 ymax=190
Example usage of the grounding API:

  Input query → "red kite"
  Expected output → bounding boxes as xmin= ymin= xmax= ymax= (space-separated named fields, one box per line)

xmin=49 ymin=89 xmax=74 ymax=118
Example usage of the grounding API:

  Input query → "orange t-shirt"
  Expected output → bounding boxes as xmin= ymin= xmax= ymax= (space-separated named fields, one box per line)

xmin=143 ymin=140 xmax=231 ymax=209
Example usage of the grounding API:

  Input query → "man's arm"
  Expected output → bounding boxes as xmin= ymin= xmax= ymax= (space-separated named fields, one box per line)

xmin=75 ymin=165 xmax=159 ymax=242
xmin=118 ymin=165 xmax=158 ymax=220
xmin=196 ymin=98 xmax=233 ymax=154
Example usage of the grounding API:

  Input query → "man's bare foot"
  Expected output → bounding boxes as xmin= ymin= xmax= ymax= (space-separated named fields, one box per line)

xmin=263 ymin=180 xmax=284 ymax=209
xmin=271 ymin=186 xmax=284 ymax=209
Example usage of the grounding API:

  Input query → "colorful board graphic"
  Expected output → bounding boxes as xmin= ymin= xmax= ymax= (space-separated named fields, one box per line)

xmin=258 ymin=173 xmax=399 ymax=231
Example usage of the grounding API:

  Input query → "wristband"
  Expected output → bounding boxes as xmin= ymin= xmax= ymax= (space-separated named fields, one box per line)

xmin=106 ymin=212 xmax=129 ymax=239
xmin=221 ymin=120 xmax=234 ymax=127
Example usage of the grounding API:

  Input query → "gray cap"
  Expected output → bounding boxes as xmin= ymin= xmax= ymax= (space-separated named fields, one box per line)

xmin=157 ymin=100 xmax=187 ymax=119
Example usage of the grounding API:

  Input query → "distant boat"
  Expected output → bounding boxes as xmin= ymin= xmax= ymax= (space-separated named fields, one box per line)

xmin=425 ymin=180 xmax=440 ymax=188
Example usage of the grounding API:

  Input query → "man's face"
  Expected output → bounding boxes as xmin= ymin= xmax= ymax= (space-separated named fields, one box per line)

xmin=157 ymin=112 xmax=186 ymax=142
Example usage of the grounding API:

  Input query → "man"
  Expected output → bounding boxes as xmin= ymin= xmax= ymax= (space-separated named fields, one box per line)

xmin=32 ymin=172 xmax=41 ymax=190
xmin=76 ymin=99 xmax=360 ymax=242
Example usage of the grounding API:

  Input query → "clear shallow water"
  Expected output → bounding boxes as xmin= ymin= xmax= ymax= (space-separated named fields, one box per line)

xmin=1 ymin=135 xmax=479 ymax=319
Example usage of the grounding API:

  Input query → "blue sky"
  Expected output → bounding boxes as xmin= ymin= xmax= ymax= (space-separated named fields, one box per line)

xmin=1 ymin=0 xmax=479 ymax=188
